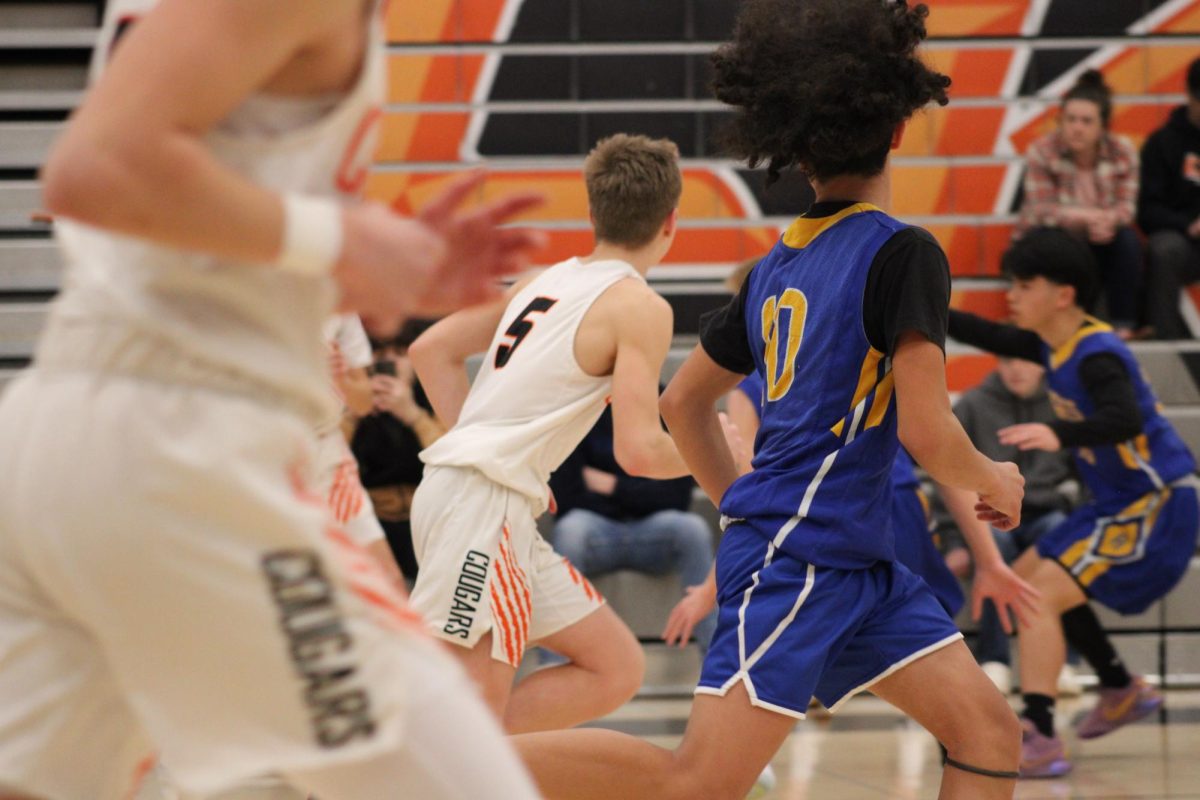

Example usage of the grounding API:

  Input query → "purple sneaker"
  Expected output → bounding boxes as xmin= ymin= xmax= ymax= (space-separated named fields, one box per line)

xmin=1076 ymin=675 xmax=1163 ymax=740
xmin=1020 ymin=718 xmax=1071 ymax=778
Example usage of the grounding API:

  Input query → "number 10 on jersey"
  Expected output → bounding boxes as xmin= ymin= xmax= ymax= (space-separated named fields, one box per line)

xmin=760 ymin=289 xmax=808 ymax=401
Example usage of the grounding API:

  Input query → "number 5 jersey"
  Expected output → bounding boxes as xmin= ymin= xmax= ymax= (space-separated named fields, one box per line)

xmin=420 ymin=257 xmax=643 ymax=513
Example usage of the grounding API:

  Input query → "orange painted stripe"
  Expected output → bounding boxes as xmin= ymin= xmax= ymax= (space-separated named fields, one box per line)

xmin=124 ymin=753 xmax=157 ymax=800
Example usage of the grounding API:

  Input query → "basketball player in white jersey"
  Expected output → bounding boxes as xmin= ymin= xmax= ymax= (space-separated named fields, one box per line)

xmin=320 ymin=313 xmax=406 ymax=587
xmin=409 ymin=134 xmax=726 ymax=732
xmin=0 ymin=0 xmax=544 ymax=797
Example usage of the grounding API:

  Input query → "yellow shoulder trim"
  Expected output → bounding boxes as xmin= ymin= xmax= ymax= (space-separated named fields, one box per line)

xmin=781 ymin=203 xmax=884 ymax=250
xmin=1050 ymin=316 xmax=1113 ymax=370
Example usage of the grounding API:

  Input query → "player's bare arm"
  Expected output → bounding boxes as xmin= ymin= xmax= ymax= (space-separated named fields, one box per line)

xmin=659 ymin=345 xmax=745 ymax=505
xmin=42 ymin=0 xmax=544 ymax=330
xmin=410 ymin=273 xmax=539 ymax=427
xmin=601 ymin=283 xmax=690 ymax=479
xmin=892 ymin=330 xmax=1025 ymax=528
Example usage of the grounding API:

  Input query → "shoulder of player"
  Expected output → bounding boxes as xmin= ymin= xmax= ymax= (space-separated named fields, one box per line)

xmin=596 ymin=279 xmax=673 ymax=334
xmin=873 ymin=226 xmax=948 ymax=273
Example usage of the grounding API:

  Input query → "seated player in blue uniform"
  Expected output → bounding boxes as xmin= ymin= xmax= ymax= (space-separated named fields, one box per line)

xmin=513 ymin=2 xmax=1034 ymax=798
xmin=949 ymin=227 xmax=1200 ymax=778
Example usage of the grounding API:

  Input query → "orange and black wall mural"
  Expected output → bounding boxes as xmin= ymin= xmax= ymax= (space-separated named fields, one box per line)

xmin=370 ymin=0 xmax=1200 ymax=385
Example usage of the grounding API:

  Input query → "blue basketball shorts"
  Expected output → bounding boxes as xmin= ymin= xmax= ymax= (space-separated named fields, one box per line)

xmin=1037 ymin=480 xmax=1200 ymax=615
xmin=696 ymin=524 xmax=962 ymax=718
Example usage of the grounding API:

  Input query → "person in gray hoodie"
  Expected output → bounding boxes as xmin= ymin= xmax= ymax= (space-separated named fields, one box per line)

xmin=953 ymin=357 xmax=1077 ymax=681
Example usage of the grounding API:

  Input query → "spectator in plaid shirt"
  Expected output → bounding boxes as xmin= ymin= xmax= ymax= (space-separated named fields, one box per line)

xmin=1017 ymin=70 xmax=1142 ymax=336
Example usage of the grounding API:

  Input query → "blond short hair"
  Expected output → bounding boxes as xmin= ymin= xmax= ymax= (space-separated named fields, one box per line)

xmin=584 ymin=134 xmax=682 ymax=248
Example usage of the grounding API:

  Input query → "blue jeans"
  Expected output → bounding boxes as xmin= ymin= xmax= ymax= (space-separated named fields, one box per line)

xmin=974 ymin=510 xmax=1069 ymax=665
xmin=552 ymin=508 xmax=717 ymax=651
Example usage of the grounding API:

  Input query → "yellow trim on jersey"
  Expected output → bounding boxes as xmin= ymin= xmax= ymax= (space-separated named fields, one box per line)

xmin=1078 ymin=561 xmax=1111 ymax=587
xmin=1117 ymin=434 xmax=1152 ymax=471
xmin=864 ymin=372 xmax=895 ymax=430
xmin=832 ymin=347 xmax=885 ymax=438
xmin=1050 ymin=315 xmax=1113 ymax=369
xmin=781 ymin=203 xmax=884 ymax=250
xmin=1059 ymin=538 xmax=1091 ymax=570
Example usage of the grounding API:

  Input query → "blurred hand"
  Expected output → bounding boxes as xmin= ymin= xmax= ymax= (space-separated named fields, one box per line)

xmin=371 ymin=360 xmax=420 ymax=423
xmin=971 ymin=560 xmax=1041 ymax=634
xmin=998 ymin=423 xmax=1061 ymax=453
xmin=335 ymin=172 xmax=545 ymax=335
xmin=582 ymin=466 xmax=617 ymax=496
xmin=662 ymin=581 xmax=717 ymax=648
xmin=717 ymin=411 xmax=747 ymax=469
xmin=1188 ymin=215 xmax=1200 ymax=239
xmin=944 ymin=547 xmax=971 ymax=579
xmin=976 ymin=461 xmax=1024 ymax=531
xmin=1086 ymin=212 xmax=1116 ymax=244
xmin=328 ymin=340 xmax=346 ymax=380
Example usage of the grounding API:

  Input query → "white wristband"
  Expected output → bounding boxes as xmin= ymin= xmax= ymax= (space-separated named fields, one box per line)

xmin=277 ymin=193 xmax=343 ymax=277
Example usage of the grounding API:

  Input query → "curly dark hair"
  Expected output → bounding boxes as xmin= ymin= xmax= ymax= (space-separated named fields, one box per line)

xmin=711 ymin=0 xmax=950 ymax=184
xmin=1062 ymin=69 xmax=1113 ymax=128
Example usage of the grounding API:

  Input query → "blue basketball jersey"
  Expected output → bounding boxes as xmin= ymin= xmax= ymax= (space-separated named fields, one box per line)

xmin=1042 ymin=316 xmax=1196 ymax=510
xmin=722 ymin=204 xmax=910 ymax=568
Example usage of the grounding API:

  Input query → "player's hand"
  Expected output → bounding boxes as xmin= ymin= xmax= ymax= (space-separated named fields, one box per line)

xmin=583 ymin=467 xmax=618 ymax=496
xmin=328 ymin=341 xmax=346 ymax=379
xmin=998 ymin=423 xmax=1061 ymax=452
xmin=717 ymin=412 xmax=747 ymax=469
xmin=976 ymin=461 xmax=1024 ymax=531
xmin=409 ymin=171 xmax=546 ymax=315
xmin=662 ymin=580 xmax=717 ymax=648
xmin=971 ymin=560 xmax=1041 ymax=633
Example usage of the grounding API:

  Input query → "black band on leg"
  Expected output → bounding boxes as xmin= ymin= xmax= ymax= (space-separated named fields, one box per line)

xmin=944 ymin=757 xmax=1019 ymax=780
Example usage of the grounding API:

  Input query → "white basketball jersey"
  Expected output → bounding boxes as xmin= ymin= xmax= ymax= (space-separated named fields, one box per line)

xmin=421 ymin=258 xmax=643 ymax=509
xmin=44 ymin=0 xmax=386 ymax=424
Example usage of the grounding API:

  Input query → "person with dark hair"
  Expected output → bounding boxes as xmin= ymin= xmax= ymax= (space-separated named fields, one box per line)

xmin=948 ymin=226 xmax=1199 ymax=778
xmin=1017 ymin=70 xmax=1142 ymax=335
xmin=347 ymin=321 xmax=445 ymax=583
xmin=513 ymin=2 xmax=1032 ymax=798
xmin=1138 ymin=56 xmax=1200 ymax=339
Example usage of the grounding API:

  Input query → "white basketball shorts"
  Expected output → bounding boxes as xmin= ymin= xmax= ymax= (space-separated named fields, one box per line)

xmin=0 ymin=369 xmax=503 ymax=799
xmin=409 ymin=465 xmax=605 ymax=666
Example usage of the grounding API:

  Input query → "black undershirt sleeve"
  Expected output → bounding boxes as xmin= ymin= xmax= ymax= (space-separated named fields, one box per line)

xmin=862 ymin=227 xmax=951 ymax=355
xmin=947 ymin=310 xmax=1044 ymax=362
xmin=1049 ymin=353 xmax=1144 ymax=448
xmin=699 ymin=274 xmax=756 ymax=375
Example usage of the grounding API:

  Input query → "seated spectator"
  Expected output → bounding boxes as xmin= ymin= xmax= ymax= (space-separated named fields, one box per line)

xmin=348 ymin=322 xmax=446 ymax=582
xmin=548 ymin=403 xmax=717 ymax=652
xmin=1138 ymin=56 xmax=1200 ymax=340
xmin=951 ymin=355 xmax=1078 ymax=693
xmin=1017 ymin=70 xmax=1142 ymax=335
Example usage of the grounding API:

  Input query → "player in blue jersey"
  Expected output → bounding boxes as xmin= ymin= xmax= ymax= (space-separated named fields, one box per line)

xmin=949 ymin=227 xmax=1200 ymax=777
xmin=514 ymin=2 xmax=1033 ymax=798
xmin=662 ymin=364 xmax=966 ymax=650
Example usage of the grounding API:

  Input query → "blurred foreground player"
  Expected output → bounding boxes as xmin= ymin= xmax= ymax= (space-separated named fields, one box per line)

xmin=0 ymin=1 xmax=543 ymax=797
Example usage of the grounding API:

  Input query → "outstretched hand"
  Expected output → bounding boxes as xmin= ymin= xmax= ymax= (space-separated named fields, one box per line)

xmin=662 ymin=581 xmax=716 ymax=648
xmin=998 ymin=423 xmax=1061 ymax=453
xmin=971 ymin=560 xmax=1041 ymax=634
xmin=335 ymin=172 xmax=545 ymax=335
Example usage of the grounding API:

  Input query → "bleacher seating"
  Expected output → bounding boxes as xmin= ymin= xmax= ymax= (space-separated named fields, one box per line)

xmin=3 ymin=0 xmax=1200 ymax=685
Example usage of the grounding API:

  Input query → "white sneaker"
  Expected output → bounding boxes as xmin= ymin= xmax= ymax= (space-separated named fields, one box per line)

xmin=1057 ymin=663 xmax=1083 ymax=697
xmin=746 ymin=764 xmax=777 ymax=799
xmin=981 ymin=661 xmax=1012 ymax=695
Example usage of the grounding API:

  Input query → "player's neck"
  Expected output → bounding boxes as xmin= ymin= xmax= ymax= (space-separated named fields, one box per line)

xmin=1037 ymin=308 xmax=1088 ymax=350
xmin=582 ymin=242 xmax=661 ymax=276
xmin=810 ymin=169 xmax=890 ymax=211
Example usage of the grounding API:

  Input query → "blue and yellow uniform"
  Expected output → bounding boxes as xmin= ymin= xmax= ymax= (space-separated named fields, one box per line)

xmin=698 ymin=203 xmax=962 ymax=718
xmin=1035 ymin=317 xmax=1198 ymax=614
xmin=736 ymin=373 xmax=963 ymax=617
